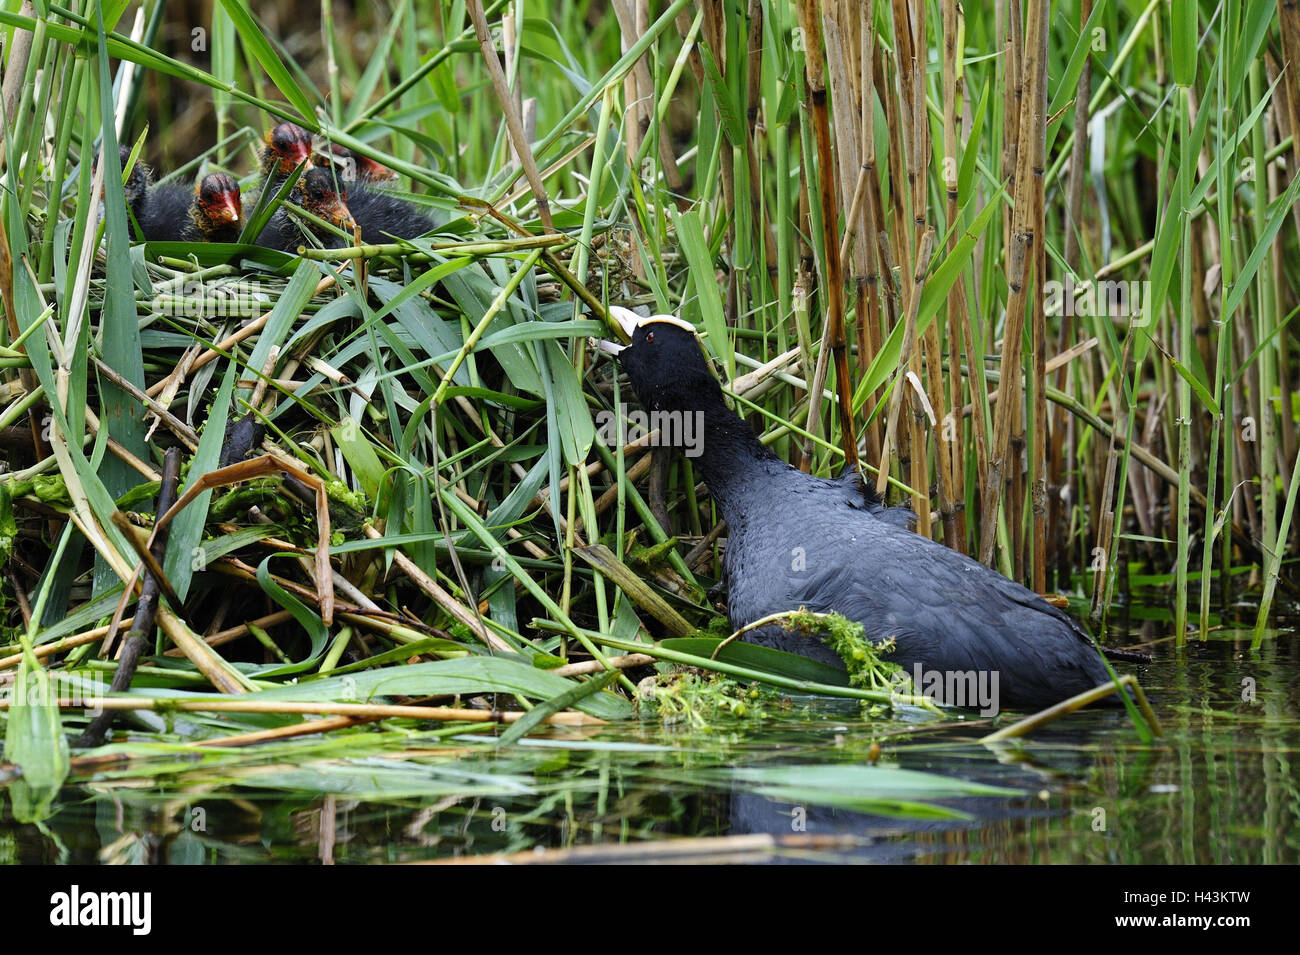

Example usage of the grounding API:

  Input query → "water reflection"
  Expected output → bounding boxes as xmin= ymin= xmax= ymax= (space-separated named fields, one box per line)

xmin=2 ymin=617 xmax=1297 ymax=864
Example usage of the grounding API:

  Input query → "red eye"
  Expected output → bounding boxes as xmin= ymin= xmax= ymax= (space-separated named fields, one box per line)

xmin=645 ymin=331 xmax=655 ymax=343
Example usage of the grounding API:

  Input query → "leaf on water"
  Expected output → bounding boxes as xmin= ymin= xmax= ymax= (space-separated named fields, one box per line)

xmin=4 ymin=657 xmax=70 ymax=823
xmin=250 ymin=656 xmax=633 ymax=721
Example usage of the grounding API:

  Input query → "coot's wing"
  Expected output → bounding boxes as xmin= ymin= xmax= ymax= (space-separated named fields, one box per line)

xmin=782 ymin=519 xmax=1112 ymax=708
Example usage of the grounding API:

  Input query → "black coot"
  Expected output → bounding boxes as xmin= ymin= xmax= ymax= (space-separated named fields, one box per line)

xmin=602 ymin=307 xmax=1128 ymax=711
xmin=258 ymin=122 xmax=313 ymax=198
xmin=100 ymin=147 xmax=190 ymax=241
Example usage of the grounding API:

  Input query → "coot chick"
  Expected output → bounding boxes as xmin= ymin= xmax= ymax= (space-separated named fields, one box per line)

xmin=188 ymin=172 xmax=243 ymax=242
xmin=97 ymin=146 xmax=191 ymax=241
xmin=255 ymin=167 xmax=355 ymax=252
xmin=313 ymin=146 xmax=438 ymax=244
xmin=343 ymin=182 xmax=439 ymax=245
xmin=602 ymin=307 xmax=1126 ymax=711
xmin=259 ymin=122 xmax=313 ymax=196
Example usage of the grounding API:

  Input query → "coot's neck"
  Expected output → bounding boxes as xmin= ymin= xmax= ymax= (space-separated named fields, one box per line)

xmin=689 ymin=386 xmax=785 ymax=516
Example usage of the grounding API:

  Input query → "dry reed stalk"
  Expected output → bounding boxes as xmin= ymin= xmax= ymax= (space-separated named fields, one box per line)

xmin=797 ymin=0 xmax=858 ymax=467
xmin=0 ymin=696 xmax=606 ymax=726
xmin=857 ymin=1 xmax=885 ymax=464
xmin=979 ymin=0 xmax=1045 ymax=567
xmin=744 ymin=0 xmax=777 ymax=272
xmin=1051 ymin=0 xmax=1092 ymax=587
xmin=941 ymin=0 xmax=970 ymax=551
xmin=1028 ymin=0 xmax=1049 ymax=592
xmin=877 ymin=229 xmax=936 ymax=530
xmin=874 ymin=36 xmax=914 ymax=479
xmin=467 ymin=0 xmax=555 ymax=231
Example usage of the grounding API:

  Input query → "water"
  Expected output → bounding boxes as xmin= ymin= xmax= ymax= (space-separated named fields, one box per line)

xmin=3 ymin=608 xmax=1297 ymax=864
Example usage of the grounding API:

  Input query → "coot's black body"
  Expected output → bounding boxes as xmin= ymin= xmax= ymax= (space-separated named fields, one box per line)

xmin=316 ymin=143 xmax=439 ymax=243
xmin=255 ymin=167 xmax=354 ymax=252
xmin=109 ymin=148 xmax=190 ymax=241
xmin=106 ymin=149 xmax=242 ymax=243
xmin=345 ymin=186 xmax=439 ymax=244
xmin=608 ymin=309 xmax=1123 ymax=711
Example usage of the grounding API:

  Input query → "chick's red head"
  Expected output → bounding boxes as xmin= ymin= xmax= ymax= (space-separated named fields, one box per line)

xmin=195 ymin=172 xmax=243 ymax=230
xmin=263 ymin=122 xmax=313 ymax=176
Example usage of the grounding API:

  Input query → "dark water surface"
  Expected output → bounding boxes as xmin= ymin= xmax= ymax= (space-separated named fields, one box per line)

xmin=3 ymin=607 xmax=1297 ymax=864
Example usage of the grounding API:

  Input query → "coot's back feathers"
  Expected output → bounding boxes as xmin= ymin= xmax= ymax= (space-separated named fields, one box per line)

xmin=834 ymin=465 xmax=917 ymax=531
xmin=345 ymin=185 xmax=439 ymax=244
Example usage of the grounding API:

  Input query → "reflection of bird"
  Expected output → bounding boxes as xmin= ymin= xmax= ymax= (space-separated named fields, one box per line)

xmin=188 ymin=172 xmax=243 ymax=242
xmin=255 ymin=167 xmax=355 ymax=252
xmin=602 ymin=307 xmax=1138 ymax=711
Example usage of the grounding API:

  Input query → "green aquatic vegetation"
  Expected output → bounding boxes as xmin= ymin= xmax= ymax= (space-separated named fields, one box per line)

xmin=779 ymin=609 xmax=936 ymax=717
xmin=635 ymin=669 xmax=776 ymax=729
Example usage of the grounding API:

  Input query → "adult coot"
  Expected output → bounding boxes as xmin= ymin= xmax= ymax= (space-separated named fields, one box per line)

xmin=601 ymin=307 xmax=1129 ymax=711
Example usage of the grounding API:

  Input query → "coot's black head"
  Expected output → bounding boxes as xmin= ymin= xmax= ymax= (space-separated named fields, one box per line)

xmin=602 ymin=306 xmax=719 ymax=412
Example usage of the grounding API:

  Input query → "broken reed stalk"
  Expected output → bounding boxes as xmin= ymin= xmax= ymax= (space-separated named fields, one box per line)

xmin=980 ymin=674 xmax=1163 ymax=742
xmin=796 ymin=0 xmax=858 ymax=468
xmin=467 ymin=0 xmax=555 ymax=232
